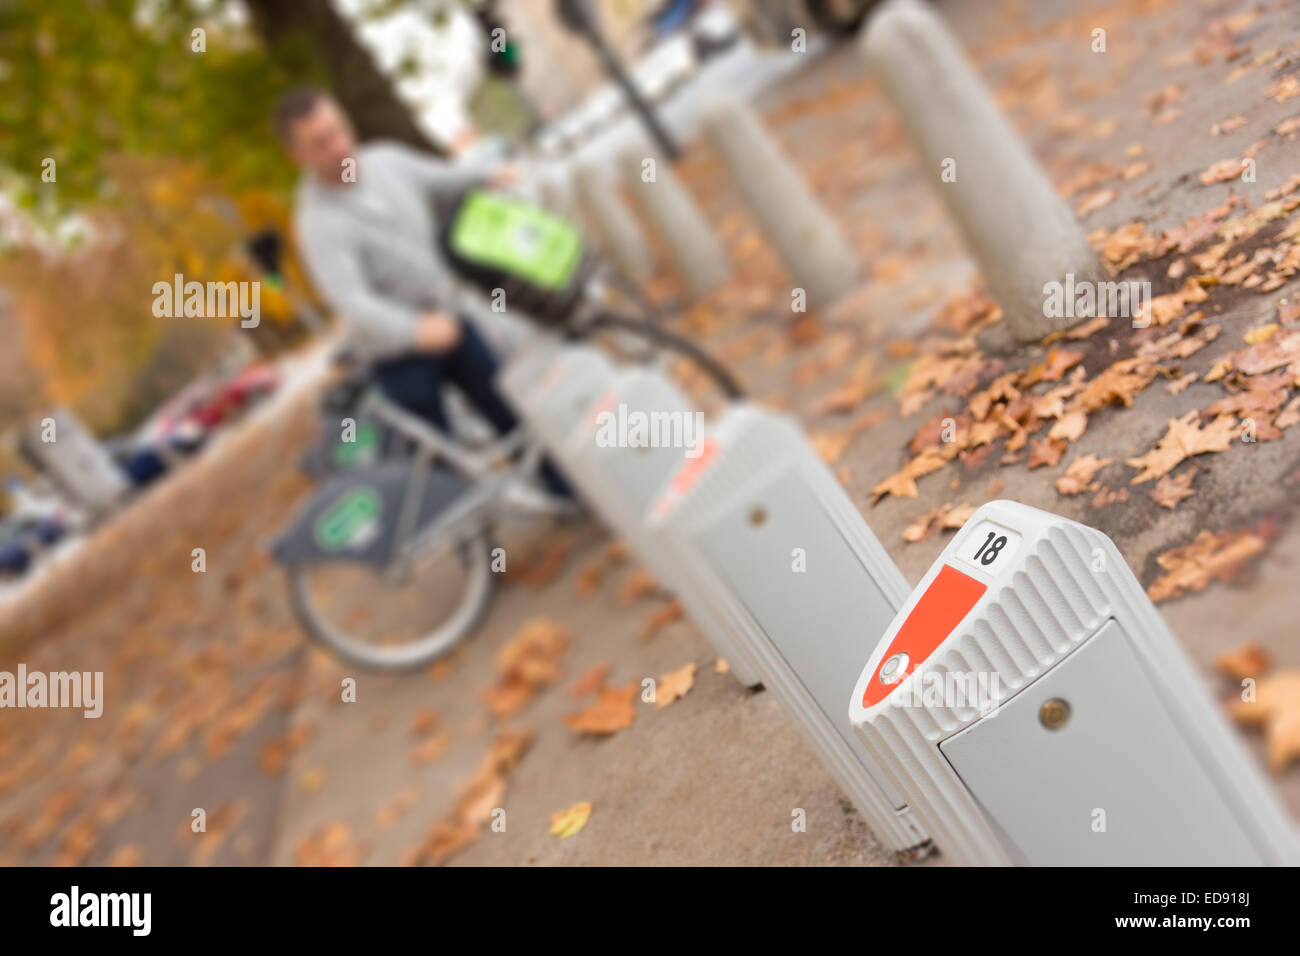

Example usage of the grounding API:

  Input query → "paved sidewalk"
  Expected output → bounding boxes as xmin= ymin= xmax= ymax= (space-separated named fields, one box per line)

xmin=3 ymin=0 xmax=1298 ymax=867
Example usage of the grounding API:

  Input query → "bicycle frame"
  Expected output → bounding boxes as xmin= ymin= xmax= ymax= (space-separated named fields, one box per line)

xmin=355 ymin=387 xmax=546 ymax=565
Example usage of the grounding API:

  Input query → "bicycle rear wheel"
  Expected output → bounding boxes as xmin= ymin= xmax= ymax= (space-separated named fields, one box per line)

xmin=288 ymin=530 xmax=495 ymax=672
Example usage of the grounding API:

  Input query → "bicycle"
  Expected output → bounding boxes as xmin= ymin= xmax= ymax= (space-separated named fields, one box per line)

xmin=272 ymin=186 xmax=741 ymax=672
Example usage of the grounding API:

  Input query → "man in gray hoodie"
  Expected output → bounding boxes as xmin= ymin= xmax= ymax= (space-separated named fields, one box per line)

xmin=279 ymin=86 xmax=526 ymax=434
xmin=278 ymin=87 xmax=567 ymax=496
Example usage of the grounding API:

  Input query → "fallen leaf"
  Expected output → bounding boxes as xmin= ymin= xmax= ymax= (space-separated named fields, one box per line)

xmin=654 ymin=663 xmax=697 ymax=711
xmin=617 ymin=568 xmax=661 ymax=605
xmin=640 ymin=599 xmax=684 ymax=641
xmin=1126 ymin=411 xmax=1238 ymax=483
xmin=1227 ymin=670 xmax=1300 ymax=772
xmin=1027 ymin=437 xmax=1068 ymax=469
xmin=410 ymin=731 xmax=452 ymax=766
xmin=1056 ymin=455 xmax=1113 ymax=495
xmin=564 ymin=680 xmax=637 ymax=735
xmin=1147 ymin=522 xmax=1277 ymax=602
xmin=570 ymin=662 xmax=610 ymax=699
xmin=1091 ymin=486 xmax=1129 ymax=508
xmin=1199 ymin=156 xmax=1247 ymax=185
xmin=1150 ymin=468 xmax=1197 ymax=509
xmin=549 ymin=801 xmax=592 ymax=839
xmin=1214 ymin=642 xmax=1274 ymax=681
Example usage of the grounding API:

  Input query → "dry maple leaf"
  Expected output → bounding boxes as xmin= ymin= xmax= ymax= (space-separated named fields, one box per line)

xmin=939 ymin=503 xmax=977 ymax=529
xmin=1226 ymin=670 xmax=1300 ymax=772
xmin=1149 ymin=467 xmax=1197 ymax=509
xmin=294 ymin=821 xmax=369 ymax=867
xmin=1055 ymin=454 xmax=1113 ymax=495
xmin=1048 ymin=409 xmax=1088 ymax=443
xmin=494 ymin=619 xmax=570 ymax=676
xmin=1214 ymin=641 xmax=1274 ymax=681
xmin=564 ymin=680 xmax=637 ymax=735
xmin=549 ymin=801 xmax=593 ymax=839
xmin=409 ymin=707 xmax=439 ymax=738
xmin=902 ymin=502 xmax=976 ymax=542
xmin=570 ymin=662 xmax=610 ymax=700
xmin=617 ymin=567 xmax=661 ymax=605
xmin=810 ymin=354 xmax=878 ymax=415
xmin=482 ymin=674 xmax=535 ymax=720
xmin=1091 ymin=486 xmax=1129 ymax=508
xmin=641 ymin=599 xmax=684 ymax=641
xmin=1078 ymin=357 xmax=1158 ymax=411
xmin=1027 ymin=437 xmax=1068 ymax=469
xmin=1096 ymin=220 xmax=1156 ymax=271
xmin=410 ymin=731 xmax=452 ymax=766
xmin=809 ymin=410 xmax=885 ymax=464
xmin=655 ymin=663 xmax=697 ymax=711
xmin=1076 ymin=188 xmax=1117 ymax=217
xmin=412 ymin=819 xmax=479 ymax=866
xmin=456 ymin=771 xmax=507 ymax=829
xmin=574 ymin=560 xmax=605 ymax=597
xmin=375 ymin=787 xmax=420 ymax=830
xmin=871 ymin=448 xmax=949 ymax=502
xmin=1199 ymin=156 xmax=1248 ymax=185
xmin=902 ymin=508 xmax=941 ymax=543
xmin=1146 ymin=523 xmax=1275 ymax=602
xmin=1126 ymin=411 xmax=1237 ymax=484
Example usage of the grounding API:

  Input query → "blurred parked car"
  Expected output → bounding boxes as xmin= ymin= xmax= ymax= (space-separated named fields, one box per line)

xmin=728 ymin=0 xmax=881 ymax=43
xmin=0 ymin=477 xmax=72 ymax=579
xmin=111 ymin=362 xmax=280 ymax=487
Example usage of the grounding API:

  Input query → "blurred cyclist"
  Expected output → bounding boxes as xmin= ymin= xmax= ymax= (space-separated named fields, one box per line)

xmin=276 ymin=87 xmax=569 ymax=499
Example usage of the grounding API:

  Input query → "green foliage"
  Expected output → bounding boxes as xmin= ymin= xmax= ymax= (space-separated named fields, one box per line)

xmin=0 ymin=0 xmax=302 ymax=210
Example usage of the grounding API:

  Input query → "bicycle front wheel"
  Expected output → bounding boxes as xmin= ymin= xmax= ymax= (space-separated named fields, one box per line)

xmin=288 ymin=531 xmax=495 ymax=672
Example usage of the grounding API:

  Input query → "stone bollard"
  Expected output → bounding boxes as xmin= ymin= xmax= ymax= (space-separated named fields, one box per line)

xmin=533 ymin=170 xmax=579 ymax=222
xmin=620 ymin=147 xmax=731 ymax=297
xmin=860 ymin=0 xmax=1103 ymax=342
xmin=700 ymin=96 xmax=861 ymax=310
xmin=571 ymin=161 xmax=655 ymax=285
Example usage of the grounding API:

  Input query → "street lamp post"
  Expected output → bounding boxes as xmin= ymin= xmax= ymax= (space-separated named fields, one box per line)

xmin=555 ymin=0 xmax=682 ymax=160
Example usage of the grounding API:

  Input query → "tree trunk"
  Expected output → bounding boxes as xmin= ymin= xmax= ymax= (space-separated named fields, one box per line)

xmin=243 ymin=0 xmax=443 ymax=155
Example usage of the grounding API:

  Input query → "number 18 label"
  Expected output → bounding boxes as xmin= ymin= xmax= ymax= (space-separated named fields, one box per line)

xmin=951 ymin=519 xmax=1023 ymax=580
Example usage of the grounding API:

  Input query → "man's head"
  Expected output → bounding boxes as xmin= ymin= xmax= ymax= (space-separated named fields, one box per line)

xmin=274 ymin=87 xmax=357 ymax=184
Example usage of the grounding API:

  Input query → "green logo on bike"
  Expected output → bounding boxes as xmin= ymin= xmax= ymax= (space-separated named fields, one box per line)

xmin=314 ymin=487 xmax=382 ymax=551
xmin=331 ymin=422 xmax=380 ymax=468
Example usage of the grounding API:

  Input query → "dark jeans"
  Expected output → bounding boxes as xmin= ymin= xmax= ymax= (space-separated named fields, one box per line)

xmin=374 ymin=319 xmax=571 ymax=497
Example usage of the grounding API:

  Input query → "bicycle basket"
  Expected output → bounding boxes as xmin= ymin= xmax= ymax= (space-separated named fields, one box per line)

xmin=439 ymin=188 xmax=593 ymax=326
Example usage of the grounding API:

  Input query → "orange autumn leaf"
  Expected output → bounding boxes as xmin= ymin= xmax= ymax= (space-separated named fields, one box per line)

xmin=564 ymin=680 xmax=638 ymax=736
xmin=1126 ymin=411 xmax=1237 ymax=484
xmin=1055 ymin=454 xmax=1112 ymax=495
xmin=654 ymin=663 xmax=697 ymax=711
xmin=1226 ymin=670 xmax=1300 ymax=772
xmin=570 ymin=662 xmax=611 ymax=699
xmin=1146 ymin=521 xmax=1277 ymax=602
xmin=1149 ymin=468 xmax=1197 ymax=509
xmin=549 ymin=801 xmax=593 ymax=838
xmin=640 ymin=599 xmax=684 ymax=641
xmin=1214 ymin=642 xmax=1274 ymax=682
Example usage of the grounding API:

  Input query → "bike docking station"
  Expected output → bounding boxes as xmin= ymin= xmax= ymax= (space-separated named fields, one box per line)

xmin=645 ymin=402 xmax=932 ymax=857
xmin=500 ymin=342 xmax=766 ymax=688
xmin=498 ymin=340 xmax=616 ymax=450
xmin=849 ymin=499 xmax=1300 ymax=866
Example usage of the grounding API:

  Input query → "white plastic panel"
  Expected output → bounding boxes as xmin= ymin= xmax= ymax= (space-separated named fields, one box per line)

xmin=940 ymin=618 xmax=1262 ymax=866
xmin=694 ymin=468 xmax=909 ymax=810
